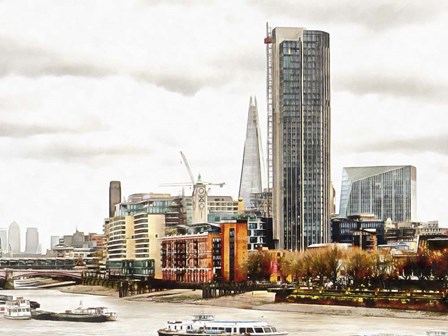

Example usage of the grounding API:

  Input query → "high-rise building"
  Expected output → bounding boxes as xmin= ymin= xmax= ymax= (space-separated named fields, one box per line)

xmin=51 ymin=235 xmax=61 ymax=249
xmin=266 ymin=26 xmax=331 ymax=250
xmin=0 ymin=228 xmax=7 ymax=253
xmin=109 ymin=181 xmax=121 ymax=218
xmin=339 ymin=165 xmax=417 ymax=222
xmin=8 ymin=221 xmax=20 ymax=253
xmin=239 ymin=96 xmax=265 ymax=209
xmin=25 ymin=227 xmax=39 ymax=254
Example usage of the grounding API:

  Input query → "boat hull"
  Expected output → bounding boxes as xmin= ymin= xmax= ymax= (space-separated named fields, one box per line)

xmin=32 ymin=311 xmax=107 ymax=322
xmin=158 ymin=330 xmax=288 ymax=336
xmin=4 ymin=315 xmax=32 ymax=320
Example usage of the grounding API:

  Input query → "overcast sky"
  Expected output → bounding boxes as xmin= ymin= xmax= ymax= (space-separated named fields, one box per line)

xmin=0 ymin=0 xmax=447 ymax=251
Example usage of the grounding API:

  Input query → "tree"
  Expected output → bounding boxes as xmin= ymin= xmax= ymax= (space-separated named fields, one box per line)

xmin=370 ymin=250 xmax=394 ymax=288
xmin=345 ymin=248 xmax=372 ymax=287
xmin=279 ymin=251 xmax=304 ymax=283
xmin=244 ymin=251 xmax=273 ymax=281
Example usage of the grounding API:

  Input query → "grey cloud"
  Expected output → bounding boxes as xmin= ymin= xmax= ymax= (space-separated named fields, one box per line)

xmin=135 ymin=68 xmax=232 ymax=96
xmin=144 ymin=73 xmax=204 ymax=97
xmin=0 ymin=37 xmax=216 ymax=96
xmin=23 ymin=143 xmax=150 ymax=163
xmin=250 ymin=0 xmax=445 ymax=31
xmin=0 ymin=119 xmax=106 ymax=138
xmin=0 ymin=37 xmax=110 ymax=78
xmin=0 ymin=35 xmax=241 ymax=96
xmin=336 ymin=74 xmax=448 ymax=104
xmin=353 ymin=135 xmax=448 ymax=157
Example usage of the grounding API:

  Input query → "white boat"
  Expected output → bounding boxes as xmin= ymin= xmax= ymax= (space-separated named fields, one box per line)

xmin=0 ymin=294 xmax=14 ymax=315
xmin=4 ymin=297 xmax=32 ymax=320
xmin=157 ymin=314 xmax=288 ymax=336
xmin=96 ymin=306 xmax=118 ymax=321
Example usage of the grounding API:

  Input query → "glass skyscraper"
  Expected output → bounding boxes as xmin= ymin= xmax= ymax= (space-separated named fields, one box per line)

xmin=239 ymin=96 xmax=265 ymax=209
xmin=268 ymin=27 xmax=331 ymax=250
xmin=8 ymin=221 xmax=20 ymax=253
xmin=339 ymin=165 xmax=417 ymax=222
xmin=25 ymin=227 xmax=39 ymax=254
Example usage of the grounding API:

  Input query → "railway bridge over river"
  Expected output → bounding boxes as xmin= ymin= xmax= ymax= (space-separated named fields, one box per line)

xmin=0 ymin=258 xmax=84 ymax=288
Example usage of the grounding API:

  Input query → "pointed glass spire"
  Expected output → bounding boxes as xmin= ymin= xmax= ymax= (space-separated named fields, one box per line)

xmin=239 ymin=96 xmax=265 ymax=208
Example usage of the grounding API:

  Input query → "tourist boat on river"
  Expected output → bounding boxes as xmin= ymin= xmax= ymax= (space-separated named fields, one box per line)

xmin=32 ymin=303 xmax=117 ymax=322
xmin=157 ymin=314 xmax=288 ymax=336
xmin=3 ymin=297 xmax=32 ymax=320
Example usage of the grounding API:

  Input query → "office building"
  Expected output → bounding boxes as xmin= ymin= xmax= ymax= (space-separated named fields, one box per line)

xmin=109 ymin=181 xmax=122 ymax=218
xmin=0 ymin=228 xmax=7 ymax=253
xmin=25 ymin=227 xmax=39 ymax=254
xmin=51 ymin=235 xmax=61 ymax=249
xmin=339 ymin=165 xmax=417 ymax=222
xmin=331 ymin=215 xmax=385 ymax=250
xmin=8 ymin=221 xmax=20 ymax=253
xmin=239 ymin=96 xmax=265 ymax=209
xmin=266 ymin=26 xmax=331 ymax=250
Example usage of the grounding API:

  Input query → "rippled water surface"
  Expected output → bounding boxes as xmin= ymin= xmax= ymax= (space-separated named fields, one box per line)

xmin=2 ymin=289 xmax=448 ymax=336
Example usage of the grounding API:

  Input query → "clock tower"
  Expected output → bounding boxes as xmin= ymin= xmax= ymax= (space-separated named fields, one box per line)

xmin=192 ymin=175 xmax=208 ymax=224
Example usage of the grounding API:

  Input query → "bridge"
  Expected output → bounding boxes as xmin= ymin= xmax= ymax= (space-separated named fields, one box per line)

xmin=0 ymin=258 xmax=84 ymax=288
xmin=0 ymin=268 xmax=83 ymax=281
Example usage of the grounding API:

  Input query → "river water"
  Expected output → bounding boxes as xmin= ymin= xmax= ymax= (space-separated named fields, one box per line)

xmin=2 ymin=289 xmax=448 ymax=336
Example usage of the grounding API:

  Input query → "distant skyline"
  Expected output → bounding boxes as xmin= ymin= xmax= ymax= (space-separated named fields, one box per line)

xmin=0 ymin=1 xmax=447 ymax=250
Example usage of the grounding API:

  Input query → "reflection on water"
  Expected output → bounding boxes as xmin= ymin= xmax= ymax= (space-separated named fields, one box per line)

xmin=1 ymin=289 xmax=448 ymax=336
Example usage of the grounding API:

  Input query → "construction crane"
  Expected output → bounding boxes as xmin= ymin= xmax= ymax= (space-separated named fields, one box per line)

xmin=160 ymin=151 xmax=225 ymax=188
xmin=180 ymin=151 xmax=195 ymax=185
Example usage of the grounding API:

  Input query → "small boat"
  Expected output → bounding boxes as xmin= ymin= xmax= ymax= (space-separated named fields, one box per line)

xmin=4 ymin=297 xmax=32 ymax=320
xmin=0 ymin=294 xmax=14 ymax=315
xmin=95 ymin=306 xmax=118 ymax=321
xmin=31 ymin=303 xmax=117 ymax=323
xmin=157 ymin=314 xmax=288 ymax=336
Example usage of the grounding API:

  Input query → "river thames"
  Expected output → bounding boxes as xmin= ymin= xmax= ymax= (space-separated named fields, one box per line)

xmin=2 ymin=289 xmax=448 ymax=336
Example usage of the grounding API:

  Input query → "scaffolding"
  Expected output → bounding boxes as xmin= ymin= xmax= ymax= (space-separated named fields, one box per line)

xmin=264 ymin=22 xmax=273 ymax=217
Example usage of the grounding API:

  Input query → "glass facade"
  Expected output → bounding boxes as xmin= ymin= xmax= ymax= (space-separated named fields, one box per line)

xmin=272 ymin=28 xmax=331 ymax=250
xmin=239 ymin=97 xmax=265 ymax=209
xmin=339 ymin=166 xmax=417 ymax=222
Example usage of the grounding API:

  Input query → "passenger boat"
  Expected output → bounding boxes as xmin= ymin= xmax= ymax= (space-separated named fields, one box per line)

xmin=3 ymin=297 xmax=32 ymax=320
xmin=157 ymin=314 xmax=288 ymax=336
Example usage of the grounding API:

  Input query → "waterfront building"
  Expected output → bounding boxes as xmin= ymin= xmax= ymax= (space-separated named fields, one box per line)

xmin=339 ymin=165 xmax=417 ymax=222
xmin=8 ymin=221 xmax=20 ymax=254
xmin=109 ymin=181 xmax=121 ymax=218
xmin=161 ymin=220 xmax=248 ymax=283
xmin=239 ymin=96 xmax=265 ymax=209
xmin=25 ymin=227 xmax=39 ymax=254
xmin=266 ymin=26 xmax=331 ymax=250
xmin=105 ymin=195 xmax=170 ymax=278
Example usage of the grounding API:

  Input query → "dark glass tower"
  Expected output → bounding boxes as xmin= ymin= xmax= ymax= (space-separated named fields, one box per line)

xmin=268 ymin=27 xmax=331 ymax=250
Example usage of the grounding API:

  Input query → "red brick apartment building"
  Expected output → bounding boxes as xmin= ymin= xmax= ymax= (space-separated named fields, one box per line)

xmin=161 ymin=220 xmax=248 ymax=283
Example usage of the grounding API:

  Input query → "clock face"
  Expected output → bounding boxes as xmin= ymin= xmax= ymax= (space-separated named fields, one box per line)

xmin=197 ymin=187 xmax=205 ymax=195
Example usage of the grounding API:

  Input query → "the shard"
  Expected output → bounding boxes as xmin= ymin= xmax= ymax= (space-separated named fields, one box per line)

xmin=239 ymin=96 xmax=265 ymax=209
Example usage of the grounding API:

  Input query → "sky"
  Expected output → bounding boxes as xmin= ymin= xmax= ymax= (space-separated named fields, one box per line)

xmin=0 ymin=0 xmax=447 ymax=251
